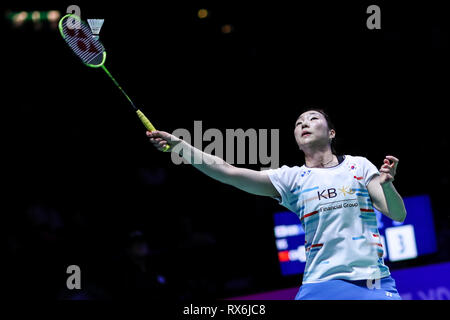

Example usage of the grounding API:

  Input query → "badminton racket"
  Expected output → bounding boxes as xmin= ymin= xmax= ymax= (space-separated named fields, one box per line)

xmin=58 ymin=13 xmax=170 ymax=152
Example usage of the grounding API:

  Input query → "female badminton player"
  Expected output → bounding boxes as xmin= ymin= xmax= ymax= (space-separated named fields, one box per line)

xmin=146 ymin=108 xmax=406 ymax=300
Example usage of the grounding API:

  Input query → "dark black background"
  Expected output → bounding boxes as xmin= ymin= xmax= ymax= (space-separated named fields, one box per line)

xmin=3 ymin=1 xmax=449 ymax=300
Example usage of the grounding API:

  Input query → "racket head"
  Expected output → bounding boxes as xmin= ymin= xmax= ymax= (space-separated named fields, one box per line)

xmin=58 ymin=14 xmax=106 ymax=68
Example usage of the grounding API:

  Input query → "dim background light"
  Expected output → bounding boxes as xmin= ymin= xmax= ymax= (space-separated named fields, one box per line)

xmin=6 ymin=10 xmax=61 ymax=29
xmin=197 ymin=8 xmax=209 ymax=19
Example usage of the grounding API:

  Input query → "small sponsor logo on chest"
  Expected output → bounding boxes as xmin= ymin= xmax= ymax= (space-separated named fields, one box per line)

xmin=316 ymin=186 xmax=358 ymax=200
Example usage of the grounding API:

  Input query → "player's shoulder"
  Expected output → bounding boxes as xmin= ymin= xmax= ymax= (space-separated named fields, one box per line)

xmin=345 ymin=154 xmax=367 ymax=161
xmin=267 ymin=164 xmax=304 ymax=176
xmin=270 ymin=164 xmax=303 ymax=171
xmin=281 ymin=164 xmax=304 ymax=172
xmin=344 ymin=155 xmax=375 ymax=167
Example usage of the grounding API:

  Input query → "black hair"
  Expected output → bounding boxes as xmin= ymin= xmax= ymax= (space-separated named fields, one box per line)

xmin=297 ymin=108 xmax=338 ymax=155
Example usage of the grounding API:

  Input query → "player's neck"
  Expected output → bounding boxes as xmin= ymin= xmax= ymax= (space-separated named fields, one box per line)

xmin=304 ymin=148 xmax=337 ymax=168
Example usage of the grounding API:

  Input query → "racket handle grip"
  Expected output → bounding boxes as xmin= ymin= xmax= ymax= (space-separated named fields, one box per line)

xmin=136 ymin=110 xmax=170 ymax=152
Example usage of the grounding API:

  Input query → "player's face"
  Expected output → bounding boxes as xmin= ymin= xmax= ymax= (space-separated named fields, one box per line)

xmin=294 ymin=111 xmax=334 ymax=150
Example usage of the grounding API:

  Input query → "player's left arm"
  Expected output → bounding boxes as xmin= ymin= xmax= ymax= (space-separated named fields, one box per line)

xmin=367 ymin=155 xmax=407 ymax=222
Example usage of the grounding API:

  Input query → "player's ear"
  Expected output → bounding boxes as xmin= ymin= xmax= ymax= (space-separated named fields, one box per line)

xmin=329 ymin=129 xmax=336 ymax=140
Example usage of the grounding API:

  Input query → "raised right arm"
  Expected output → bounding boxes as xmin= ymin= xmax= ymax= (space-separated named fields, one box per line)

xmin=147 ymin=130 xmax=280 ymax=198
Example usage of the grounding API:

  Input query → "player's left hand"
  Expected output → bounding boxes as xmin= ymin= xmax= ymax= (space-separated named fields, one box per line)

xmin=379 ymin=155 xmax=399 ymax=185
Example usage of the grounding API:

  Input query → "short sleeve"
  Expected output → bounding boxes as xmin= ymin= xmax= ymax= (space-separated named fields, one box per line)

xmin=266 ymin=165 xmax=299 ymax=212
xmin=359 ymin=157 xmax=380 ymax=186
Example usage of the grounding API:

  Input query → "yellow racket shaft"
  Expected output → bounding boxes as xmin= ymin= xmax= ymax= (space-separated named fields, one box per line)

xmin=136 ymin=110 xmax=170 ymax=152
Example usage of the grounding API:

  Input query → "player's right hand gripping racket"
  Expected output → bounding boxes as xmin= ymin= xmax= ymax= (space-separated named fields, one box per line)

xmin=58 ymin=13 xmax=170 ymax=152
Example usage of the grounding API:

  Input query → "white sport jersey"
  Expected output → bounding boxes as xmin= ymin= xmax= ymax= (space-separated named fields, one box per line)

xmin=267 ymin=155 xmax=390 ymax=283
